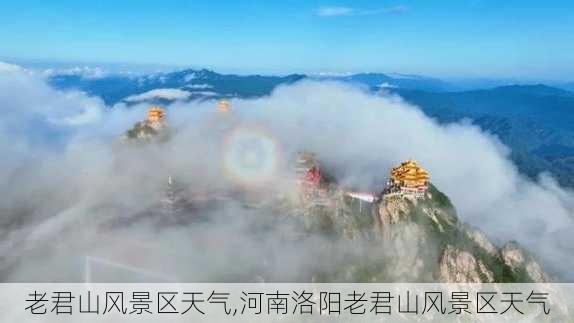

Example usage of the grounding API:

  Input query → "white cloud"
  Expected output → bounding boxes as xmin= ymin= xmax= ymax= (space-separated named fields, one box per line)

xmin=184 ymin=72 xmax=197 ymax=82
xmin=0 ymin=62 xmax=104 ymax=129
xmin=316 ymin=5 xmax=409 ymax=17
xmin=379 ymin=82 xmax=397 ymax=88
xmin=0 ymin=62 xmax=24 ymax=73
xmin=184 ymin=83 xmax=213 ymax=89
xmin=0 ymin=71 xmax=572 ymax=282
xmin=124 ymin=88 xmax=192 ymax=102
xmin=42 ymin=66 xmax=107 ymax=79
xmin=316 ymin=6 xmax=354 ymax=17
xmin=193 ymin=91 xmax=217 ymax=96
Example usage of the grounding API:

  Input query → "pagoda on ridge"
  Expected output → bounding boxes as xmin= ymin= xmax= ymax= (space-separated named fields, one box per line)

xmin=124 ymin=106 xmax=169 ymax=141
xmin=294 ymin=152 xmax=330 ymax=205
xmin=296 ymin=152 xmax=322 ymax=187
xmin=147 ymin=106 xmax=166 ymax=130
xmin=385 ymin=160 xmax=430 ymax=198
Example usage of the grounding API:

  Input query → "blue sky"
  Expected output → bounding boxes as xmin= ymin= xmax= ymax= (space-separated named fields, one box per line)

xmin=1 ymin=0 xmax=573 ymax=79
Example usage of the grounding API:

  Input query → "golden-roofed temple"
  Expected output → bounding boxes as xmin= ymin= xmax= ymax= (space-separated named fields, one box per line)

xmin=147 ymin=106 xmax=166 ymax=123
xmin=218 ymin=100 xmax=231 ymax=113
xmin=386 ymin=160 xmax=429 ymax=198
xmin=390 ymin=160 xmax=429 ymax=188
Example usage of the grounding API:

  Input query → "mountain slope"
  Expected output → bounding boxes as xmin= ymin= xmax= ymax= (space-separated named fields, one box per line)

xmin=391 ymin=85 xmax=574 ymax=187
xmin=394 ymin=85 xmax=574 ymax=129
xmin=273 ymin=158 xmax=548 ymax=283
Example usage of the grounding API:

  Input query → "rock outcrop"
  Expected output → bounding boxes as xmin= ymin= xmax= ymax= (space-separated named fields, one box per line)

xmin=376 ymin=185 xmax=548 ymax=283
xmin=297 ymin=181 xmax=549 ymax=283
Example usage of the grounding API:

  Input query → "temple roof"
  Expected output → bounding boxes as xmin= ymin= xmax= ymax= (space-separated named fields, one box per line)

xmin=147 ymin=106 xmax=166 ymax=122
xmin=390 ymin=160 xmax=430 ymax=184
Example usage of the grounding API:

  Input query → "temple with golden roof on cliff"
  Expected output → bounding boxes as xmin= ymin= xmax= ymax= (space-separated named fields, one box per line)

xmin=147 ymin=106 xmax=166 ymax=123
xmin=386 ymin=160 xmax=430 ymax=198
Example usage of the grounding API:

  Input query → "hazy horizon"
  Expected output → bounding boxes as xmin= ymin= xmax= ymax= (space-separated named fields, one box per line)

xmin=2 ymin=58 xmax=573 ymax=85
xmin=1 ymin=0 xmax=573 ymax=80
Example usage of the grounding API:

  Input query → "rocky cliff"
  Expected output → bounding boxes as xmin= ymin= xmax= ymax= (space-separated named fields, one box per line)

xmin=297 ymin=184 xmax=549 ymax=283
xmin=123 ymin=119 xmax=170 ymax=142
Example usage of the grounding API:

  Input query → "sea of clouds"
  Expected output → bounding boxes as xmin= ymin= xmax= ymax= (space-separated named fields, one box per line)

xmin=0 ymin=62 xmax=572 ymax=282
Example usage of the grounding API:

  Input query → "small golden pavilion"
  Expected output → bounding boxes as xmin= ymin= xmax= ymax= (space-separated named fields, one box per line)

xmin=390 ymin=160 xmax=430 ymax=193
xmin=147 ymin=106 xmax=166 ymax=123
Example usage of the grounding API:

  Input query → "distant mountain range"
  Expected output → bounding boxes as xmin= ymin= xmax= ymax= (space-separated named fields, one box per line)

xmin=48 ymin=69 xmax=466 ymax=105
xmin=319 ymin=72 xmax=457 ymax=92
xmin=390 ymin=85 xmax=574 ymax=187
xmin=48 ymin=68 xmax=574 ymax=187
xmin=559 ymin=82 xmax=574 ymax=92
xmin=49 ymin=69 xmax=306 ymax=105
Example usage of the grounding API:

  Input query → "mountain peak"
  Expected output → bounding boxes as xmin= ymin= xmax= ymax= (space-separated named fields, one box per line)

xmin=292 ymin=155 xmax=548 ymax=283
